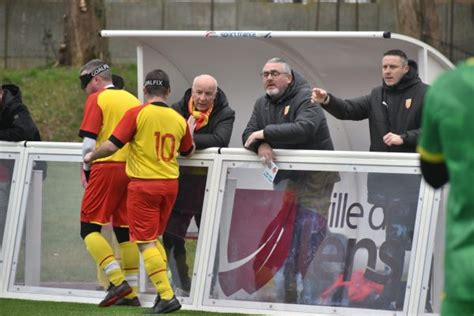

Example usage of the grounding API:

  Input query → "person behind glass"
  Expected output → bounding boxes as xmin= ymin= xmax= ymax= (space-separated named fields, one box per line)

xmin=0 ymin=82 xmax=42 ymax=246
xmin=243 ymin=57 xmax=339 ymax=303
xmin=84 ymin=69 xmax=195 ymax=314
xmin=163 ymin=74 xmax=235 ymax=294
xmin=311 ymin=49 xmax=428 ymax=308
xmin=417 ymin=57 xmax=474 ymax=316
xmin=78 ymin=60 xmax=142 ymax=307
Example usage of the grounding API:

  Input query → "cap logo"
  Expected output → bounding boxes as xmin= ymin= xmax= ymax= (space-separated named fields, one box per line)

xmin=144 ymin=79 xmax=170 ymax=88
xmin=90 ymin=64 xmax=110 ymax=77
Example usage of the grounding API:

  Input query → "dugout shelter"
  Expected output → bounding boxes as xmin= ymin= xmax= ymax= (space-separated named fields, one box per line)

xmin=0 ymin=31 xmax=453 ymax=316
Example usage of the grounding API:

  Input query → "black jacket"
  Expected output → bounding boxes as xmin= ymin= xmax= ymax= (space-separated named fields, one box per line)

xmin=321 ymin=61 xmax=427 ymax=205
xmin=172 ymin=87 xmax=235 ymax=150
xmin=0 ymin=84 xmax=41 ymax=142
xmin=0 ymin=84 xmax=46 ymax=178
xmin=322 ymin=60 xmax=428 ymax=153
xmin=242 ymin=71 xmax=334 ymax=152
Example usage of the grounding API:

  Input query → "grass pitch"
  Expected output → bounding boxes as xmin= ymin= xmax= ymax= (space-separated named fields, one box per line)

xmin=0 ymin=298 xmax=247 ymax=316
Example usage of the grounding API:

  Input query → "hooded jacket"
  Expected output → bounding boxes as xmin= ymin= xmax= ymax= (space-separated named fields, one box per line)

xmin=322 ymin=60 xmax=428 ymax=153
xmin=242 ymin=71 xmax=334 ymax=152
xmin=0 ymin=84 xmax=41 ymax=142
xmin=0 ymin=84 xmax=44 ymax=180
xmin=172 ymin=87 xmax=235 ymax=149
xmin=321 ymin=60 xmax=428 ymax=205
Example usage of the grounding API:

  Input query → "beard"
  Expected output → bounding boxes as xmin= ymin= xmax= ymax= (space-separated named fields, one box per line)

xmin=265 ymin=86 xmax=283 ymax=99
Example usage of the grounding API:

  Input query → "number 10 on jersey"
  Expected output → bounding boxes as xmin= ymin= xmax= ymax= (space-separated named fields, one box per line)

xmin=155 ymin=132 xmax=176 ymax=162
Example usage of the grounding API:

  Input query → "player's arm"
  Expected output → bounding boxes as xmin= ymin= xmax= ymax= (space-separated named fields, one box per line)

xmin=79 ymin=94 xmax=102 ymax=179
xmin=81 ymin=137 xmax=96 ymax=181
xmin=84 ymin=140 xmax=119 ymax=164
xmin=179 ymin=124 xmax=195 ymax=158
xmin=84 ymin=106 xmax=139 ymax=164
xmin=418 ymin=145 xmax=449 ymax=189
xmin=420 ymin=159 xmax=448 ymax=189
xmin=417 ymin=87 xmax=448 ymax=189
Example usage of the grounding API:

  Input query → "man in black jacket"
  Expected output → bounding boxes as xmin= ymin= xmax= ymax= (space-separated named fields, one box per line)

xmin=312 ymin=49 xmax=428 ymax=309
xmin=163 ymin=74 xmax=235 ymax=295
xmin=243 ymin=58 xmax=339 ymax=303
xmin=0 ymin=84 xmax=41 ymax=142
xmin=0 ymin=83 xmax=42 ymax=246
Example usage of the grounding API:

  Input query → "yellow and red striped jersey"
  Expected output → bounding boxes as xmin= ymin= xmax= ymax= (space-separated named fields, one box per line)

xmin=110 ymin=101 xmax=193 ymax=179
xmin=79 ymin=88 xmax=141 ymax=163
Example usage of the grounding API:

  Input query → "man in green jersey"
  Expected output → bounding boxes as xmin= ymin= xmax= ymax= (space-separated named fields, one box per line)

xmin=417 ymin=58 xmax=474 ymax=316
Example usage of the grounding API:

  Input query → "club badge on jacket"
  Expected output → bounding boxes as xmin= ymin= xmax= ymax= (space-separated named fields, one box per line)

xmin=405 ymin=98 xmax=412 ymax=109
xmin=284 ymin=105 xmax=290 ymax=115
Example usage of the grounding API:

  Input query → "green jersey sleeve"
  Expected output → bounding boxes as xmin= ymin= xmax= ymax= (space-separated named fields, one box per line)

xmin=417 ymin=86 xmax=444 ymax=163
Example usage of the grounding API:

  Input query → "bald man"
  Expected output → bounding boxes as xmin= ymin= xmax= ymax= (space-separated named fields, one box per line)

xmin=163 ymin=74 xmax=235 ymax=294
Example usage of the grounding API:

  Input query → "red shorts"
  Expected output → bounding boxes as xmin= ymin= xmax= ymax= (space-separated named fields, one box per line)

xmin=80 ymin=162 xmax=130 ymax=227
xmin=127 ymin=179 xmax=178 ymax=242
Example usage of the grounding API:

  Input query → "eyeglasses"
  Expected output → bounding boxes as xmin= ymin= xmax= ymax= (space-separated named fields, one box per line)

xmin=261 ymin=70 xmax=288 ymax=79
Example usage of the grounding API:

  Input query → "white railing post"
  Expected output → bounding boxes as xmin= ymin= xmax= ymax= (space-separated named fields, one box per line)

xmin=24 ymin=170 xmax=43 ymax=286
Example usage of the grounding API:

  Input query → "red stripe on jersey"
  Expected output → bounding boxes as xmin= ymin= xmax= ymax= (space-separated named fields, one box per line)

xmin=111 ymin=105 xmax=140 ymax=145
xmin=79 ymin=91 xmax=102 ymax=138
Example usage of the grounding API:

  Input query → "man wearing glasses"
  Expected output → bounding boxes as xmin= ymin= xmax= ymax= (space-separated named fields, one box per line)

xmin=243 ymin=57 xmax=339 ymax=303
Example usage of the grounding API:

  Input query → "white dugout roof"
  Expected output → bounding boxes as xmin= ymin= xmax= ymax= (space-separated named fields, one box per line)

xmin=100 ymin=30 xmax=454 ymax=150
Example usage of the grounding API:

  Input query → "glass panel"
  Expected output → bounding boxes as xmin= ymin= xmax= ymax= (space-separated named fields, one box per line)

xmin=162 ymin=166 xmax=208 ymax=297
xmin=0 ymin=158 xmax=15 ymax=257
xmin=12 ymin=160 xmax=210 ymax=298
xmin=424 ymin=189 xmax=446 ymax=314
xmin=13 ymin=161 xmax=98 ymax=289
xmin=211 ymin=167 xmax=421 ymax=312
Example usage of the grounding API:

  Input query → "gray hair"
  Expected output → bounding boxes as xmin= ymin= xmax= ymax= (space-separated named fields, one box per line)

xmin=264 ymin=57 xmax=292 ymax=74
xmin=80 ymin=59 xmax=112 ymax=81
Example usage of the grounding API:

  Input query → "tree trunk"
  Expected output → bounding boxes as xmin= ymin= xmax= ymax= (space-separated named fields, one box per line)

xmin=57 ymin=0 xmax=109 ymax=67
xmin=396 ymin=0 xmax=422 ymax=39
xmin=396 ymin=0 xmax=443 ymax=54
xmin=420 ymin=0 xmax=443 ymax=53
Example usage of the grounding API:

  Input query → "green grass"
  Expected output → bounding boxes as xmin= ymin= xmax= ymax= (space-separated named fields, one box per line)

xmin=0 ymin=298 xmax=246 ymax=316
xmin=1 ymin=64 xmax=138 ymax=142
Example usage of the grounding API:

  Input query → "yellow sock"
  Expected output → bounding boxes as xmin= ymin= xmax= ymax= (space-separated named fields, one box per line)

xmin=142 ymin=246 xmax=174 ymax=300
xmin=119 ymin=241 xmax=139 ymax=298
xmin=96 ymin=226 xmax=115 ymax=289
xmin=84 ymin=232 xmax=125 ymax=286
xmin=96 ymin=263 xmax=109 ymax=289
xmin=155 ymin=239 xmax=168 ymax=265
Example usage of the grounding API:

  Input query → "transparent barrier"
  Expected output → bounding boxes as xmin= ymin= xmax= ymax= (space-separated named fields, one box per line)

xmin=0 ymin=142 xmax=443 ymax=315
xmin=0 ymin=148 xmax=22 ymax=274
